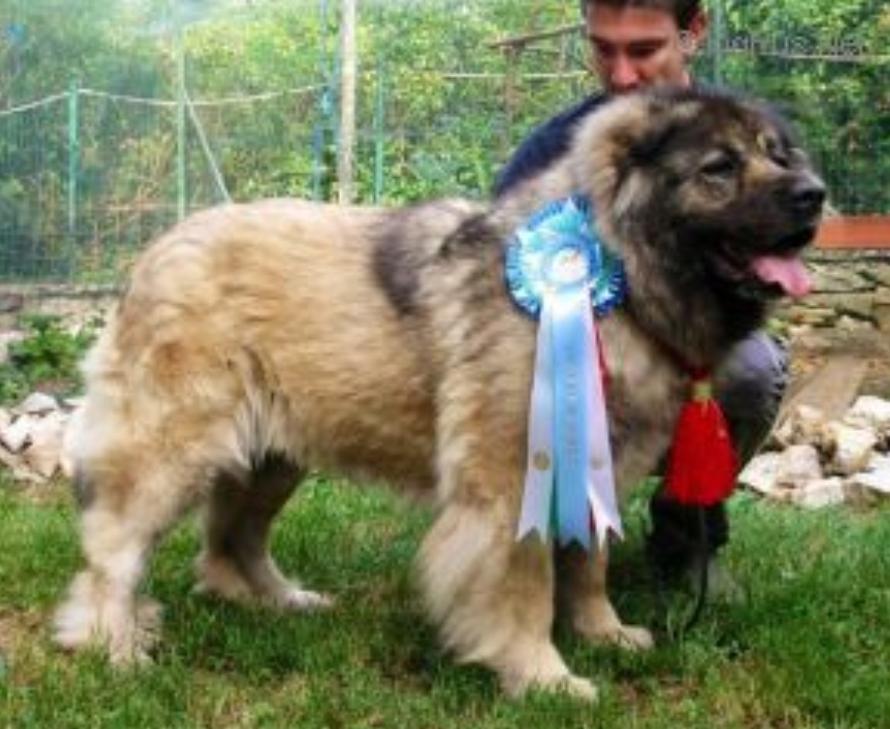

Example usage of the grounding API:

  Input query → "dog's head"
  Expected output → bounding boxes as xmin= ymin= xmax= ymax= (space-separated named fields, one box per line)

xmin=576 ymin=88 xmax=825 ymax=305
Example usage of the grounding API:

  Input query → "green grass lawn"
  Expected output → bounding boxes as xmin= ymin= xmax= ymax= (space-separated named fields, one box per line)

xmin=0 ymin=472 xmax=888 ymax=728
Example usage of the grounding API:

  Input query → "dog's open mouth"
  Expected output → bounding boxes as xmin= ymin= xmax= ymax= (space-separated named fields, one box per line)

xmin=748 ymin=224 xmax=819 ymax=298
xmin=712 ymin=224 xmax=817 ymax=299
xmin=749 ymin=252 xmax=811 ymax=298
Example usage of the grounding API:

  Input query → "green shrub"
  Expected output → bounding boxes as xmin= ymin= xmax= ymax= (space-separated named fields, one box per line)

xmin=0 ymin=314 xmax=97 ymax=405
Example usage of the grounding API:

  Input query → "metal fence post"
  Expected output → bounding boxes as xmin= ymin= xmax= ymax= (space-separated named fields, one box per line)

xmin=373 ymin=60 xmax=385 ymax=203
xmin=312 ymin=0 xmax=331 ymax=201
xmin=67 ymin=80 xmax=79 ymax=238
xmin=711 ymin=0 xmax=724 ymax=86
xmin=176 ymin=28 xmax=187 ymax=220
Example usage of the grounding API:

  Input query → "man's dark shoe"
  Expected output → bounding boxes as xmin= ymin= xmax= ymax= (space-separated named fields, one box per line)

xmin=683 ymin=553 xmax=745 ymax=603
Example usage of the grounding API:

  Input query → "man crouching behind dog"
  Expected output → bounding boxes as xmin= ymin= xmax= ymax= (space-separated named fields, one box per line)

xmin=54 ymin=73 xmax=824 ymax=712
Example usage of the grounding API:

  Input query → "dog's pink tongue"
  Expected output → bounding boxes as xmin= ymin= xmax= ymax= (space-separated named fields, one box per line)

xmin=751 ymin=255 xmax=811 ymax=298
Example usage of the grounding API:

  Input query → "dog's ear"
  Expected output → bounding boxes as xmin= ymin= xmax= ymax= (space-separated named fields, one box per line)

xmin=572 ymin=92 xmax=708 ymax=240
xmin=623 ymin=93 xmax=707 ymax=168
xmin=626 ymin=115 xmax=681 ymax=167
xmin=575 ymin=96 xmax=671 ymax=191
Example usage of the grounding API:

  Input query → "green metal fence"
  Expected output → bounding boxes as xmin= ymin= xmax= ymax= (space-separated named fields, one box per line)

xmin=0 ymin=0 xmax=887 ymax=284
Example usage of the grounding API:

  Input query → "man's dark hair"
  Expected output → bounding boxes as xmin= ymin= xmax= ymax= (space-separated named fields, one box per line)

xmin=580 ymin=0 xmax=703 ymax=29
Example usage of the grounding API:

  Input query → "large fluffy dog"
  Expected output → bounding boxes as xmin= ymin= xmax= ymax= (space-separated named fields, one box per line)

xmin=55 ymin=88 xmax=824 ymax=700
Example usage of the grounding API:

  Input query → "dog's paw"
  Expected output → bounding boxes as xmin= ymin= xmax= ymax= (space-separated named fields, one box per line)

xmin=552 ymin=674 xmax=599 ymax=702
xmin=497 ymin=640 xmax=599 ymax=703
xmin=54 ymin=580 xmax=162 ymax=667
xmin=503 ymin=671 xmax=598 ymax=703
xmin=107 ymin=598 xmax=162 ymax=667
xmin=582 ymin=622 xmax=655 ymax=652
xmin=276 ymin=587 xmax=334 ymax=612
xmin=195 ymin=553 xmax=332 ymax=612
xmin=194 ymin=554 xmax=254 ymax=602
xmin=570 ymin=597 xmax=655 ymax=652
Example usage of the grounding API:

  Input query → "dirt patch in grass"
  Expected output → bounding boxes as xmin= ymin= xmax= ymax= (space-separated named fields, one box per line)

xmin=0 ymin=607 xmax=45 ymax=657
xmin=4 ymin=478 xmax=71 ymax=507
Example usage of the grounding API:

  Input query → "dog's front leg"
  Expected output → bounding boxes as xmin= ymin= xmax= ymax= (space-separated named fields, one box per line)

xmin=557 ymin=544 xmax=654 ymax=651
xmin=418 ymin=496 xmax=597 ymax=701
xmin=416 ymin=298 xmax=598 ymax=699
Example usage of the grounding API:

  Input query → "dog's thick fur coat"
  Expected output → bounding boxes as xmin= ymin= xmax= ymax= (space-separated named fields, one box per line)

xmin=55 ymin=89 xmax=824 ymax=700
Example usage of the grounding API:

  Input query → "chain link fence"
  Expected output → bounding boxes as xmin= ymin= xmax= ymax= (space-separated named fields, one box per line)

xmin=1 ymin=0 xmax=887 ymax=284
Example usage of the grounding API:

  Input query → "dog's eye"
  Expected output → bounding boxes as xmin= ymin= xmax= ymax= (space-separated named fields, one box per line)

xmin=699 ymin=154 xmax=738 ymax=178
xmin=769 ymin=146 xmax=791 ymax=169
xmin=763 ymin=136 xmax=790 ymax=168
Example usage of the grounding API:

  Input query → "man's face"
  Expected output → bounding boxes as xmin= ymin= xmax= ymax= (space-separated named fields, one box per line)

xmin=585 ymin=4 xmax=706 ymax=94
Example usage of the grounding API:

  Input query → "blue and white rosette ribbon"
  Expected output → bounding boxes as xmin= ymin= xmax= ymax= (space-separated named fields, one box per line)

xmin=506 ymin=195 xmax=627 ymax=550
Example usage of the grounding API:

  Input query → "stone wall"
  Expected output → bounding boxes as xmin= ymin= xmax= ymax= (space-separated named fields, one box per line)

xmin=0 ymin=283 xmax=119 ymax=331
xmin=2 ymin=249 xmax=890 ymax=333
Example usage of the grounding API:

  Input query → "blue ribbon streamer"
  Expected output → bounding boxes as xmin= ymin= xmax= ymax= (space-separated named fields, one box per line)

xmin=551 ymin=283 xmax=594 ymax=549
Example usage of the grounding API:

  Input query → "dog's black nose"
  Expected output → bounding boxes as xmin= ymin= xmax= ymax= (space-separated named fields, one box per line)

xmin=792 ymin=178 xmax=826 ymax=216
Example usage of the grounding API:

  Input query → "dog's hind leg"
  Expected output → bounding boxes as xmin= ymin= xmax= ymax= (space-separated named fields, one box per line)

xmin=195 ymin=454 xmax=331 ymax=611
xmin=557 ymin=545 xmax=654 ymax=651
xmin=419 ymin=491 xmax=596 ymax=701
xmin=54 ymin=457 xmax=203 ymax=666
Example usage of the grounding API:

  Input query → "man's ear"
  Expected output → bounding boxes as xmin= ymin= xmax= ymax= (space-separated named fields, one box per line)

xmin=680 ymin=10 xmax=708 ymax=56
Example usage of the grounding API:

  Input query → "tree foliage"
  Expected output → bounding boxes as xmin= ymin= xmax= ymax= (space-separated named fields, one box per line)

xmin=0 ymin=0 xmax=886 ymax=280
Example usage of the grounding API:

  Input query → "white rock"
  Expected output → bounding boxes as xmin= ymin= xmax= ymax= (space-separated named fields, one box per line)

xmin=0 ymin=447 xmax=42 ymax=484
xmin=61 ymin=396 xmax=85 ymax=412
xmin=0 ymin=446 xmax=17 ymax=471
xmin=794 ymin=405 xmax=830 ymax=443
xmin=11 ymin=466 xmax=44 ymax=484
xmin=790 ymin=478 xmax=846 ymax=509
xmin=867 ymin=452 xmax=890 ymax=482
xmin=0 ymin=414 xmax=33 ymax=453
xmin=770 ymin=419 xmax=794 ymax=449
xmin=22 ymin=410 xmax=67 ymax=479
xmin=59 ymin=405 xmax=83 ymax=479
xmin=776 ymin=444 xmax=823 ymax=488
xmin=827 ymin=422 xmax=878 ymax=476
xmin=845 ymin=453 xmax=890 ymax=499
xmin=844 ymin=396 xmax=890 ymax=435
xmin=18 ymin=392 xmax=60 ymax=416
xmin=0 ymin=331 xmax=25 ymax=365
xmin=773 ymin=405 xmax=829 ymax=450
xmin=0 ymin=408 xmax=10 ymax=431
xmin=738 ymin=452 xmax=782 ymax=495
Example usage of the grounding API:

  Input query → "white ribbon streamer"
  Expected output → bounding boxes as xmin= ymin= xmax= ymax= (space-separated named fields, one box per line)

xmin=517 ymin=296 xmax=556 ymax=542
